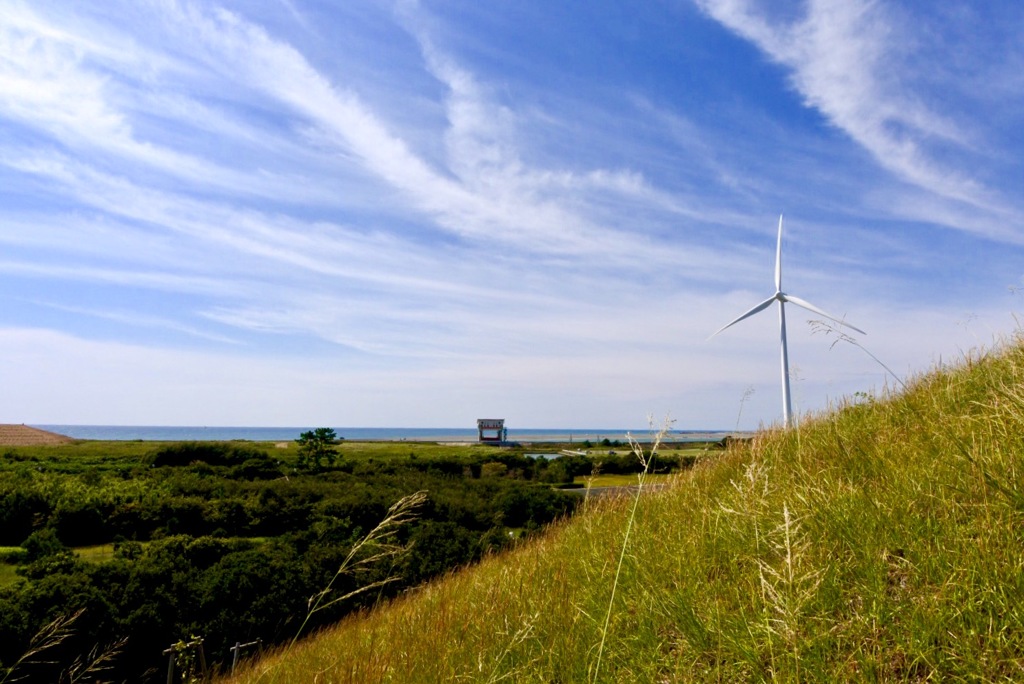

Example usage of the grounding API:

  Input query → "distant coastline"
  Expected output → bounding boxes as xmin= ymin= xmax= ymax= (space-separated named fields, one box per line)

xmin=32 ymin=425 xmax=745 ymax=443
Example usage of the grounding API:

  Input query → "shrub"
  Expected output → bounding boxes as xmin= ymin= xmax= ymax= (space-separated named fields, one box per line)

xmin=150 ymin=442 xmax=263 ymax=467
xmin=21 ymin=528 xmax=65 ymax=562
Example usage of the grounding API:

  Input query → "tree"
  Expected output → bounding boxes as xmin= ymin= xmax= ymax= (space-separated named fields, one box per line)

xmin=296 ymin=428 xmax=340 ymax=471
xmin=22 ymin=528 xmax=66 ymax=562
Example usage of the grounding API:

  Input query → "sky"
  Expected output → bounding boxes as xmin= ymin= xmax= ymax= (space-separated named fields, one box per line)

xmin=1 ymin=0 xmax=1023 ymax=430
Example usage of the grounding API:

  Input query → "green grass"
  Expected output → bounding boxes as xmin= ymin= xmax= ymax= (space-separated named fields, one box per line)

xmin=0 ymin=565 xmax=20 ymax=588
xmin=0 ymin=546 xmax=25 ymax=588
xmin=222 ymin=335 xmax=1024 ymax=683
xmin=71 ymin=544 xmax=118 ymax=563
xmin=0 ymin=545 xmax=127 ymax=584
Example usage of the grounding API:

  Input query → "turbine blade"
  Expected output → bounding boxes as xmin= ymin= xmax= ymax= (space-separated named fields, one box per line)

xmin=783 ymin=294 xmax=866 ymax=335
xmin=710 ymin=296 xmax=777 ymax=338
xmin=775 ymin=214 xmax=784 ymax=292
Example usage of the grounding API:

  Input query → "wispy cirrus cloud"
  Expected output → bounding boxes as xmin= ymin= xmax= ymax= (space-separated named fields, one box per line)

xmin=150 ymin=1 xmax=711 ymax=262
xmin=2 ymin=2 xmax=416 ymax=213
xmin=0 ymin=259 xmax=238 ymax=296
xmin=2 ymin=0 xmax=737 ymax=306
xmin=694 ymin=0 xmax=1022 ymax=238
xmin=25 ymin=300 xmax=242 ymax=345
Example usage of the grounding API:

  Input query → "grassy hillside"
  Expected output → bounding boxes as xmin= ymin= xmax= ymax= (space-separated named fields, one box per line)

xmin=225 ymin=340 xmax=1024 ymax=683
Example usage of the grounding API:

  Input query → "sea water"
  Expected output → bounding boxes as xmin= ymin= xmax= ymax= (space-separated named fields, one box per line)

xmin=33 ymin=425 xmax=735 ymax=443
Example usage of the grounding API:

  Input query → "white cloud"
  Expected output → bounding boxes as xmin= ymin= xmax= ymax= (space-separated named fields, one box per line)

xmin=1 ymin=291 xmax=1011 ymax=427
xmin=694 ymin=0 xmax=1021 ymax=234
xmin=0 ymin=259 xmax=237 ymax=296
xmin=150 ymin=1 xmax=717 ymax=264
xmin=0 ymin=2 xmax=376 ymax=207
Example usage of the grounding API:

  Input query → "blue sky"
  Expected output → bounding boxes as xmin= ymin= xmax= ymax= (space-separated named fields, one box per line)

xmin=1 ymin=0 xmax=1022 ymax=430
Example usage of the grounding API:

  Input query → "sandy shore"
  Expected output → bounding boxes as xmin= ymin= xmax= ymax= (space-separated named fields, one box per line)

xmin=0 ymin=424 xmax=74 ymax=446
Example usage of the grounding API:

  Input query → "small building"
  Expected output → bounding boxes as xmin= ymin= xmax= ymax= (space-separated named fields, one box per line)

xmin=477 ymin=418 xmax=506 ymax=443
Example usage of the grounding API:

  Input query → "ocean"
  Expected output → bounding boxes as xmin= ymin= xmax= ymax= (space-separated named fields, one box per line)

xmin=33 ymin=425 xmax=735 ymax=443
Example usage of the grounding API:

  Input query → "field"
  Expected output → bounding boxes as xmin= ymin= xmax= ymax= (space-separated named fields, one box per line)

xmin=0 ymin=433 xmax=714 ymax=682
xmin=0 ymin=547 xmax=22 ymax=587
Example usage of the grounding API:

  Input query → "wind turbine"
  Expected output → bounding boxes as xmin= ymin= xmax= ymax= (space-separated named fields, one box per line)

xmin=712 ymin=215 xmax=865 ymax=428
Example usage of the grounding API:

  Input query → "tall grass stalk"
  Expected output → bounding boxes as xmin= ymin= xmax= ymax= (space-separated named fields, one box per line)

xmin=0 ymin=609 xmax=124 ymax=684
xmin=592 ymin=417 xmax=670 ymax=682
xmin=1 ymin=610 xmax=83 ymax=683
xmin=61 ymin=636 xmax=127 ymax=684
xmin=810 ymin=319 xmax=908 ymax=391
xmin=289 ymin=490 xmax=427 ymax=648
xmin=736 ymin=386 xmax=755 ymax=431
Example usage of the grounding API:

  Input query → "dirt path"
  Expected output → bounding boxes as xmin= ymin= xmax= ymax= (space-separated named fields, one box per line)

xmin=562 ymin=483 xmax=668 ymax=498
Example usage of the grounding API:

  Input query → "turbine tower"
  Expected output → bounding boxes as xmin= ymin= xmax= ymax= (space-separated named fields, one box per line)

xmin=712 ymin=215 xmax=865 ymax=428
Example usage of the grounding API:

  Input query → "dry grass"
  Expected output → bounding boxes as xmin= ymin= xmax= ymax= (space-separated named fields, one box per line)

xmin=0 ymin=425 xmax=73 ymax=447
xmin=0 ymin=609 xmax=126 ymax=684
xmin=290 ymin=491 xmax=428 ymax=648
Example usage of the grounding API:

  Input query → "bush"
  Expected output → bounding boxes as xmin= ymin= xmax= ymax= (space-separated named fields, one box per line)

xmin=151 ymin=442 xmax=263 ymax=467
xmin=0 ymin=547 xmax=27 ymax=564
xmin=21 ymin=528 xmax=65 ymax=562
xmin=0 ymin=488 xmax=52 ymax=545
xmin=232 ymin=455 xmax=284 ymax=480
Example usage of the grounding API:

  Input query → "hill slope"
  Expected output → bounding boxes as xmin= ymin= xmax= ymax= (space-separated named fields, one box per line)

xmin=226 ymin=341 xmax=1024 ymax=682
xmin=0 ymin=424 xmax=73 ymax=446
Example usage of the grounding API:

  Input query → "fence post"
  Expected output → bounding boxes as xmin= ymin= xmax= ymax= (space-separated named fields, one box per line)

xmin=230 ymin=639 xmax=262 ymax=675
xmin=197 ymin=640 xmax=208 ymax=678
xmin=163 ymin=637 xmax=207 ymax=682
xmin=163 ymin=645 xmax=176 ymax=684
